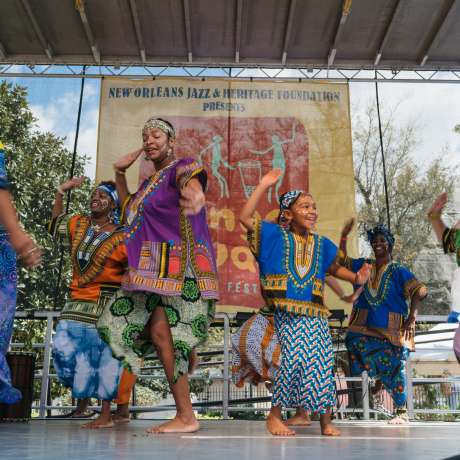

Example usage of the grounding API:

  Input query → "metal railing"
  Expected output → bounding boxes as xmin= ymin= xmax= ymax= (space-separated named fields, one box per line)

xmin=11 ymin=311 xmax=460 ymax=420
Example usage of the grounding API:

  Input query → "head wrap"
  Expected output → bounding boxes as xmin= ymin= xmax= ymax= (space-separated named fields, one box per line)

xmin=278 ymin=190 xmax=305 ymax=227
xmin=96 ymin=183 xmax=121 ymax=224
xmin=366 ymin=224 xmax=395 ymax=251
xmin=143 ymin=117 xmax=176 ymax=138
xmin=280 ymin=190 xmax=304 ymax=210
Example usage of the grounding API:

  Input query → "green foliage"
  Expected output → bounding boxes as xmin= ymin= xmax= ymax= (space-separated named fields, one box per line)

xmin=0 ymin=80 xmax=92 ymax=315
xmin=352 ymin=100 xmax=457 ymax=268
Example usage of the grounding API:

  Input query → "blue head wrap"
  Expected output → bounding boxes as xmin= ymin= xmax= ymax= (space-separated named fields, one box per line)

xmin=280 ymin=190 xmax=304 ymax=210
xmin=278 ymin=190 xmax=305 ymax=227
xmin=366 ymin=224 xmax=395 ymax=251
xmin=96 ymin=183 xmax=121 ymax=224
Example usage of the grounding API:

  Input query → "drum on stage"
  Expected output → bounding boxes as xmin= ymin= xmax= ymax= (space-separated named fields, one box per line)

xmin=0 ymin=351 xmax=36 ymax=422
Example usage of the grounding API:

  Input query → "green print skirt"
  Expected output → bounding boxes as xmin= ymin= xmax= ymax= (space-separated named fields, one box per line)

xmin=97 ymin=277 xmax=215 ymax=382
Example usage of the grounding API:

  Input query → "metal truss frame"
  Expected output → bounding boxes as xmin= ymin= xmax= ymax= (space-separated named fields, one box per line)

xmin=2 ymin=63 xmax=460 ymax=83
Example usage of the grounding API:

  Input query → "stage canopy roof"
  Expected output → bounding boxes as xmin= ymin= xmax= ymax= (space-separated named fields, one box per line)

xmin=0 ymin=0 xmax=460 ymax=71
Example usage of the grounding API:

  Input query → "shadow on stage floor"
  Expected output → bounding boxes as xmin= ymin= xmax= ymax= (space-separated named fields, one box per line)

xmin=0 ymin=420 xmax=459 ymax=460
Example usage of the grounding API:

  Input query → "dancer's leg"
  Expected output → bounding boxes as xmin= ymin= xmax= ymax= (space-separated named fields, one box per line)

xmin=286 ymin=407 xmax=311 ymax=426
xmin=81 ymin=400 xmax=114 ymax=429
xmin=320 ymin=411 xmax=341 ymax=436
xmin=266 ymin=406 xmax=295 ymax=436
xmin=146 ymin=307 xmax=199 ymax=433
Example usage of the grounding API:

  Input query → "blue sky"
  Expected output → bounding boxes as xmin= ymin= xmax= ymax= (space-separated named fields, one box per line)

xmin=3 ymin=74 xmax=460 ymax=180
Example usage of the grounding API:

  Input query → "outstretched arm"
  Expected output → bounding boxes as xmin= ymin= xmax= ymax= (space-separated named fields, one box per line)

xmin=328 ymin=261 xmax=371 ymax=286
xmin=249 ymin=145 xmax=273 ymax=155
xmin=52 ymin=176 xmax=85 ymax=218
xmin=427 ymin=192 xmax=449 ymax=243
xmin=340 ymin=218 xmax=355 ymax=256
xmin=325 ymin=276 xmax=363 ymax=304
xmin=240 ymin=169 xmax=282 ymax=231
xmin=0 ymin=190 xmax=41 ymax=267
xmin=281 ymin=123 xmax=297 ymax=144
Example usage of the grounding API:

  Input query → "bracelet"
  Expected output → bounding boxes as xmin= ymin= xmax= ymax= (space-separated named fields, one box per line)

xmin=340 ymin=236 xmax=348 ymax=241
xmin=427 ymin=212 xmax=441 ymax=220
xmin=57 ymin=185 xmax=65 ymax=196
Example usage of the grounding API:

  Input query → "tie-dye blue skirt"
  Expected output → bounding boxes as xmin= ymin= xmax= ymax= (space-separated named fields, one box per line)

xmin=52 ymin=319 xmax=123 ymax=401
xmin=0 ymin=234 xmax=21 ymax=404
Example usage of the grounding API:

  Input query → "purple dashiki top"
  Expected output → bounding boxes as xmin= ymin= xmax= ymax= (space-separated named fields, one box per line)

xmin=122 ymin=157 xmax=219 ymax=299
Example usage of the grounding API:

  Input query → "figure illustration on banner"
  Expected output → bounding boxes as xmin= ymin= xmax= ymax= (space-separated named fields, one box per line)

xmin=249 ymin=123 xmax=297 ymax=203
xmin=198 ymin=135 xmax=234 ymax=198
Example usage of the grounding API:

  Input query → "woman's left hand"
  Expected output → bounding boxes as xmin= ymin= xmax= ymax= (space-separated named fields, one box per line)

xmin=403 ymin=314 xmax=416 ymax=341
xmin=180 ymin=178 xmax=205 ymax=215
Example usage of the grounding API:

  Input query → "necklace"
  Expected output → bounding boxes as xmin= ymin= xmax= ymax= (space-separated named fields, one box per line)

xmin=90 ymin=220 xmax=111 ymax=232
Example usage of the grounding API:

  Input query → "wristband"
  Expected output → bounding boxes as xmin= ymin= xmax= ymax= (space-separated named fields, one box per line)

xmin=427 ymin=212 xmax=441 ymax=220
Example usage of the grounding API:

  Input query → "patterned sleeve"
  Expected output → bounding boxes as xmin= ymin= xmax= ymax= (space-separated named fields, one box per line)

xmin=0 ymin=142 xmax=11 ymax=190
xmin=247 ymin=217 xmax=282 ymax=261
xmin=336 ymin=248 xmax=366 ymax=273
xmin=47 ymin=213 xmax=76 ymax=248
xmin=176 ymin=157 xmax=207 ymax=191
xmin=395 ymin=264 xmax=428 ymax=301
xmin=321 ymin=237 xmax=339 ymax=272
xmin=442 ymin=227 xmax=458 ymax=254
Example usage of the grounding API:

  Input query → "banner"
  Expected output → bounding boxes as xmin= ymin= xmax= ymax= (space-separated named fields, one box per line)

xmin=97 ymin=78 xmax=357 ymax=312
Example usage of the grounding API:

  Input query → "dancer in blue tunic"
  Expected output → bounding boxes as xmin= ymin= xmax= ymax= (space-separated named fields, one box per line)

xmin=339 ymin=220 xmax=427 ymax=424
xmin=0 ymin=141 xmax=41 ymax=404
xmin=240 ymin=169 xmax=371 ymax=436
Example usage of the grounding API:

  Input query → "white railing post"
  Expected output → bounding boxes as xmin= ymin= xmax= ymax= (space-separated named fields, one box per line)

xmin=362 ymin=371 xmax=370 ymax=420
xmin=406 ymin=357 xmax=414 ymax=419
xmin=39 ymin=313 xmax=54 ymax=418
xmin=221 ymin=313 xmax=230 ymax=420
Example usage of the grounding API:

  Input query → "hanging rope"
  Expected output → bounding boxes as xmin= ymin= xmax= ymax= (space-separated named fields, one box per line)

xmin=374 ymin=70 xmax=391 ymax=231
xmin=52 ymin=65 xmax=86 ymax=310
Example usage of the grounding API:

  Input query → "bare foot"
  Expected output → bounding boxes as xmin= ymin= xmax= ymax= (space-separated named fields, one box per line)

xmin=320 ymin=423 xmax=341 ymax=436
xmin=112 ymin=413 xmax=130 ymax=424
xmin=266 ymin=414 xmax=296 ymax=436
xmin=388 ymin=415 xmax=409 ymax=425
xmin=146 ymin=416 xmax=200 ymax=434
xmin=286 ymin=413 xmax=312 ymax=426
xmin=81 ymin=416 xmax=114 ymax=429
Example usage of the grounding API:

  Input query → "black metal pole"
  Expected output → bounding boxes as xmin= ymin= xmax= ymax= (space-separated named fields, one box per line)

xmin=52 ymin=65 xmax=86 ymax=309
xmin=374 ymin=70 xmax=391 ymax=231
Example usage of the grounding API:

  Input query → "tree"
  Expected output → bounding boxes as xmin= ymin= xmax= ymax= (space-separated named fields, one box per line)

xmin=0 ymin=80 xmax=92 ymax=317
xmin=352 ymin=100 xmax=457 ymax=269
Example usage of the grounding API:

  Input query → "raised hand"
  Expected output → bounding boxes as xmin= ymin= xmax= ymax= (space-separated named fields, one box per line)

xmin=180 ymin=179 xmax=206 ymax=216
xmin=60 ymin=176 xmax=86 ymax=192
xmin=427 ymin=192 xmax=448 ymax=216
xmin=10 ymin=230 xmax=42 ymax=268
xmin=403 ymin=314 xmax=416 ymax=342
xmin=260 ymin=169 xmax=283 ymax=188
xmin=355 ymin=262 xmax=372 ymax=285
xmin=114 ymin=148 xmax=145 ymax=172
xmin=341 ymin=217 xmax=355 ymax=238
